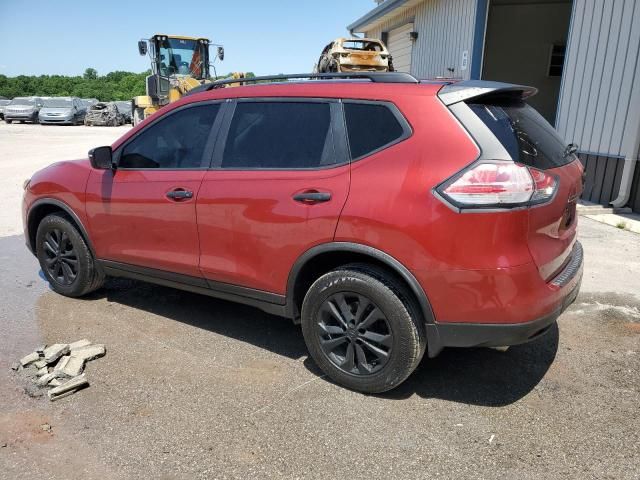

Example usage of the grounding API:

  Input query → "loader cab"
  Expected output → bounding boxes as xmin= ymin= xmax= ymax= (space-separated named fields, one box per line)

xmin=145 ymin=34 xmax=211 ymax=80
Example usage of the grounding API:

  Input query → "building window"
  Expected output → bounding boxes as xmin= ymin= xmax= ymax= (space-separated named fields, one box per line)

xmin=548 ymin=44 xmax=566 ymax=77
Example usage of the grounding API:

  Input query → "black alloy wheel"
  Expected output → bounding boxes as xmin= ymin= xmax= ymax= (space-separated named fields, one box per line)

xmin=42 ymin=228 xmax=78 ymax=286
xmin=317 ymin=292 xmax=392 ymax=375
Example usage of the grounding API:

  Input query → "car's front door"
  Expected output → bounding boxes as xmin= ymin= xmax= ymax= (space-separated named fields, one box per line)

xmin=197 ymin=99 xmax=350 ymax=294
xmin=85 ymin=102 xmax=221 ymax=277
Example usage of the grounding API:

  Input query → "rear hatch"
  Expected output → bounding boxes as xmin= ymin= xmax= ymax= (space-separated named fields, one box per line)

xmin=469 ymin=100 xmax=583 ymax=280
xmin=439 ymin=83 xmax=584 ymax=281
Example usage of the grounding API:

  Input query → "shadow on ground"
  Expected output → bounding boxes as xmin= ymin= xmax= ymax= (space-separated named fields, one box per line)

xmin=77 ymin=276 xmax=557 ymax=406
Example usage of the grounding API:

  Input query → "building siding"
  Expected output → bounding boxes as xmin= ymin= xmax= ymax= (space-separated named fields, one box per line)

xmin=364 ymin=0 xmax=477 ymax=80
xmin=556 ymin=0 xmax=640 ymax=158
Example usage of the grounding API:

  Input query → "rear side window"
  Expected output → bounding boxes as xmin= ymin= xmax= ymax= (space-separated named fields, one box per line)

xmin=344 ymin=103 xmax=406 ymax=160
xmin=468 ymin=101 xmax=571 ymax=169
xmin=120 ymin=104 xmax=219 ymax=169
xmin=221 ymin=102 xmax=334 ymax=169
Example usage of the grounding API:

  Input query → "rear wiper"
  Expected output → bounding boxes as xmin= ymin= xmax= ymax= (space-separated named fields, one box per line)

xmin=564 ymin=143 xmax=578 ymax=157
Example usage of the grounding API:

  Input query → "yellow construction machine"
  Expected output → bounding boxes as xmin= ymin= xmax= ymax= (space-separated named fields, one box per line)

xmin=132 ymin=34 xmax=226 ymax=125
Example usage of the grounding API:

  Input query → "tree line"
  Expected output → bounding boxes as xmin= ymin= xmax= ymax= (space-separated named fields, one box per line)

xmin=0 ymin=68 xmax=258 ymax=101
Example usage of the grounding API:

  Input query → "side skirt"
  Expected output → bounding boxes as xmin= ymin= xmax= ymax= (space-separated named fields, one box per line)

xmin=97 ymin=260 xmax=289 ymax=318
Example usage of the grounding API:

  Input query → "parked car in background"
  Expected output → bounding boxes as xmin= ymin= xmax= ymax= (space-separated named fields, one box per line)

xmin=4 ymin=97 xmax=44 ymax=124
xmin=316 ymin=38 xmax=394 ymax=73
xmin=22 ymin=73 xmax=584 ymax=393
xmin=39 ymin=97 xmax=86 ymax=125
xmin=84 ymin=102 xmax=125 ymax=126
xmin=115 ymin=101 xmax=133 ymax=124
xmin=0 ymin=99 xmax=11 ymax=120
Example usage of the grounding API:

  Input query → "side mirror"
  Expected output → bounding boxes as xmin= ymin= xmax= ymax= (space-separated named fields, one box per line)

xmin=217 ymin=46 xmax=224 ymax=61
xmin=89 ymin=146 xmax=114 ymax=170
xmin=138 ymin=40 xmax=148 ymax=56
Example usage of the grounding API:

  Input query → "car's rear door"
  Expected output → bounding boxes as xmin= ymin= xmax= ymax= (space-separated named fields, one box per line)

xmin=85 ymin=102 xmax=222 ymax=277
xmin=196 ymin=98 xmax=350 ymax=294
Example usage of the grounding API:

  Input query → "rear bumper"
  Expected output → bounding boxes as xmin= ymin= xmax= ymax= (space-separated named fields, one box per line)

xmin=426 ymin=241 xmax=583 ymax=357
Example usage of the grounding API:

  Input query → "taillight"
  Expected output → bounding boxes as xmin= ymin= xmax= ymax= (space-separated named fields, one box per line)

xmin=435 ymin=160 xmax=558 ymax=211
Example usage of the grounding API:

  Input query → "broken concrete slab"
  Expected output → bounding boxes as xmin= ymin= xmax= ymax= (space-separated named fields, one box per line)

xmin=36 ymin=366 xmax=48 ymax=377
xmin=60 ymin=355 xmax=85 ymax=377
xmin=48 ymin=374 xmax=89 ymax=401
xmin=36 ymin=372 xmax=58 ymax=387
xmin=53 ymin=355 xmax=71 ymax=373
xmin=36 ymin=345 xmax=47 ymax=357
xmin=19 ymin=352 xmax=40 ymax=367
xmin=43 ymin=344 xmax=69 ymax=364
xmin=49 ymin=378 xmax=62 ymax=387
xmin=33 ymin=359 xmax=47 ymax=369
xmin=71 ymin=344 xmax=106 ymax=362
xmin=69 ymin=339 xmax=92 ymax=351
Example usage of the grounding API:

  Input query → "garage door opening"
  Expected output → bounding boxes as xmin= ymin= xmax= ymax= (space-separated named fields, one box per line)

xmin=481 ymin=0 xmax=573 ymax=125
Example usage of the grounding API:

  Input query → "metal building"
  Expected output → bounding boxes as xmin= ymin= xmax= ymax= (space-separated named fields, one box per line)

xmin=348 ymin=0 xmax=640 ymax=212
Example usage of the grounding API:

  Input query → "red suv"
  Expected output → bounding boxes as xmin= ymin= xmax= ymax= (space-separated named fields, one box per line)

xmin=22 ymin=73 xmax=583 ymax=393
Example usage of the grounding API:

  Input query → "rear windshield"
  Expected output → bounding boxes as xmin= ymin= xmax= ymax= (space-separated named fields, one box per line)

xmin=468 ymin=101 xmax=572 ymax=169
xmin=341 ymin=40 xmax=383 ymax=52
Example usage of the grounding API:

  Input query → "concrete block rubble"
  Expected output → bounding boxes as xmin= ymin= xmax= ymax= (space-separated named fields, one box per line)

xmin=12 ymin=339 xmax=106 ymax=401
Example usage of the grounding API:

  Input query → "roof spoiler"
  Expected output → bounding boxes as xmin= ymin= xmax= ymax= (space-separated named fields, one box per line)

xmin=437 ymin=80 xmax=538 ymax=106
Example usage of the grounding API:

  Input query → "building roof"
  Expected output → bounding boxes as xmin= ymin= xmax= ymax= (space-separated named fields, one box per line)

xmin=347 ymin=0 xmax=423 ymax=33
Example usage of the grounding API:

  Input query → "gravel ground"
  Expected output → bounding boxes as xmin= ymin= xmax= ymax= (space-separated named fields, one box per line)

xmin=0 ymin=122 xmax=639 ymax=479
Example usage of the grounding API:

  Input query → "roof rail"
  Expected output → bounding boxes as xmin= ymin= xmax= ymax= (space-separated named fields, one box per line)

xmin=186 ymin=72 xmax=419 ymax=96
xmin=437 ymin=80 xmax=538 ymax=105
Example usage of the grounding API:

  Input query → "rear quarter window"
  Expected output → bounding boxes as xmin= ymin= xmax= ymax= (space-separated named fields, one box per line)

xmin=468 ymin=101 xmax=572 ymax=169
xmin=344 ymin=102 xmax=408 ymax=160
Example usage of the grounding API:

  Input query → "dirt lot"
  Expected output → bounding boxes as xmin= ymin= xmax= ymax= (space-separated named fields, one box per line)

xmin=1 ymin=123 xmax=639 ymax=479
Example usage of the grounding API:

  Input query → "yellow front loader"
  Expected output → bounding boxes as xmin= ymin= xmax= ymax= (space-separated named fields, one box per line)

xmin=132 ymin=34 xmax=225 ymax=125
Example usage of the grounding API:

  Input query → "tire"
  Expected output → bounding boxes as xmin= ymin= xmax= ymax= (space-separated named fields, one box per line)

xmin=36 ymin=213 xmax=104 ymax=297
xmin=5 ymin=120 xmax=11 ymax=124
xmin=301 ymin=263 xmax=426 ymax=393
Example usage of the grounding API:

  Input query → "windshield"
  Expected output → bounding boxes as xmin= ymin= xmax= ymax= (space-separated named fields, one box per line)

xmin=157 ymin=37 xmax=207 ymax=79
xmin=0 ymin=100 xmax=10 ymax=106
xmin=10 ymin=97 xmax=35 ymax=106
xmin=43 ymin=98 xmax=73 ymax=108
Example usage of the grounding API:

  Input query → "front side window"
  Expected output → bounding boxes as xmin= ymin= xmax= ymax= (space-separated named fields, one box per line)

xmin=221 ymin=102 xmax=334 ymax=169
xmin=344 ymin=102 xmax=407 ymax=160
xmin=119 ymin=104 xmax=219 ymax=169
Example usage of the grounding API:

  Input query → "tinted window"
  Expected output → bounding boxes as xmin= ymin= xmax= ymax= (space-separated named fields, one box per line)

xmin=344 ymin=103 xmax=406 ymax=159
xmin=222 ymin=102 xmax=334 ymax=169
xmin=469 ymin=101 xmax=571 ymax=169
xmin=120 ymin=104 xmax=219 ymax=169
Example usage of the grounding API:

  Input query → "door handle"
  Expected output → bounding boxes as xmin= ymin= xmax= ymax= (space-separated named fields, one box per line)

xmin=166 ymin=189 xmax=193 ymax=200
xmin=293 ymin=191 xmax=332 ymax=204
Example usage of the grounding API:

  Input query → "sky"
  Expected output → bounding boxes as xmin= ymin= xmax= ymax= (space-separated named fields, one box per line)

xmin=0 ymin=0 xmax=374 ymax=77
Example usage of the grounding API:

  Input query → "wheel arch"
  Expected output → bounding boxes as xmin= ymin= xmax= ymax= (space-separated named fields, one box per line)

xmin=286 ymin=242 xmax=435 ymax=327
xmin=27 ymin=198 xmax=95 ymax=256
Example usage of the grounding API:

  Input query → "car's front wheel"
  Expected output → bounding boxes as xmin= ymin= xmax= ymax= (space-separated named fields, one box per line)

xmin=36 ymin=213 xmax=104 ymax=297
xmin=301 ymin=264 xmax=426 ymax=393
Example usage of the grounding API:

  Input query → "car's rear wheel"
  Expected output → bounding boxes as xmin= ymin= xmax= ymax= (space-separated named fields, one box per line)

xmin=301 ymin=264 xmax=426 ymax=393
xmin=5 ymin=120 xmax=11 ymax=124
xmin=36 ymin=213 xmax=104 ymax=297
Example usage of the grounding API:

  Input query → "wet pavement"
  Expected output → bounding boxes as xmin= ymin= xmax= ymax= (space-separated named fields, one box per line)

xmin=1 ymin=217 xmax=639 ymax=479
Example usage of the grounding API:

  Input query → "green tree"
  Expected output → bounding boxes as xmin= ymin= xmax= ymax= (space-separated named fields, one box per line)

xmin=83 ymin=68 xmax=98 ymax=80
